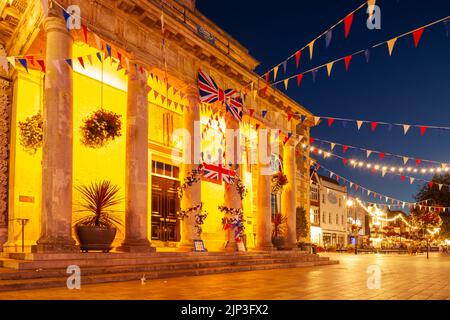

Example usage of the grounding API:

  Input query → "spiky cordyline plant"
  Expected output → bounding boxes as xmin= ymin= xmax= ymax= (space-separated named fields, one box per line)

xmin=74 ymin=180 xmax=124 ymax=229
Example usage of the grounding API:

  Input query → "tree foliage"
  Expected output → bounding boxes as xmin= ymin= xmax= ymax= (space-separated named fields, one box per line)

xmin=414 ymin=174 xmax=450 ymax=238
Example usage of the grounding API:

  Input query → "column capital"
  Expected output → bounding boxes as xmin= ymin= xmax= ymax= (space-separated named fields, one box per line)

xmin=43 ymin=15 xmax=72 ymax=39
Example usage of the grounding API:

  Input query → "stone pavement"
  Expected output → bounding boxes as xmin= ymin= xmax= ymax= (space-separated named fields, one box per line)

xmin=0 ymin=253 xmax=449 ymax=300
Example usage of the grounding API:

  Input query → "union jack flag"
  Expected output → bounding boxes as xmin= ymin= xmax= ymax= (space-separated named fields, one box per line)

xmin=198 ymin=69 xmax=243 ymax=122
xmin=202 ymin=162 xmax=236 ymax=185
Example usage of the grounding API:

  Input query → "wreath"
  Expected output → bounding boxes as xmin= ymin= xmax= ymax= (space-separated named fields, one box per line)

xmin=271 ymin=171 xmax=288 ymax=193
xmin=177 ymin=164 xmax=203 ymax=199
xmin=80 ymin=109 xmax=122 ymax=148
xmin=178 ymin=202 xmax=208 ymax=237
xmin=219 ymin=205 xmax=245 ymax=243
xmin=18 ymin=112 xmax=43 ymax=155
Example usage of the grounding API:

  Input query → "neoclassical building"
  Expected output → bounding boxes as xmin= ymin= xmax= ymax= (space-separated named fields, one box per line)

xmin=0 ymin=0 xmax=314 ymax=253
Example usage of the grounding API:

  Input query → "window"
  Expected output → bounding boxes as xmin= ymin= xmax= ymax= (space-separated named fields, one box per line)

xmin=151 ymin=161 xmax=179 ymax=179
xmin=336 ymin=214 xmax=339 ymax=225
xmin=271 ymin=193 xmax=279 ymax=216
xmin=310 ymin=184 xmax=319 ymax=201
xmin=339 ymin=198 xmax=342 ymax=207
xmin=322 ymin=211 xmax=326 ymax=223
xmin=322 ymin=194 xmax=326 ymax=204
xmin=311 ymin=208 xmax=319 ymax=224
xmin=341 ymin=215 xmax=344 ymax=226
xmin=328 ymin=212 xmax=332 ymax=224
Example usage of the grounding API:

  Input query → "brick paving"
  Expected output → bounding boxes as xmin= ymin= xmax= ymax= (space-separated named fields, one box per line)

xmin=0 ymin=253 xmax=449 ymax=300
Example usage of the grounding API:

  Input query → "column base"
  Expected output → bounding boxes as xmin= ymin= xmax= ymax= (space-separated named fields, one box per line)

xmin=32 ymin=236 xmax=78 ymax=253
xmin=117 ymin=238 xmax=155 ymax=253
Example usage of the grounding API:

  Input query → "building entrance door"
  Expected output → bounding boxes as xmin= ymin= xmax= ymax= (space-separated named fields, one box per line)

xmin=151 ymin=175 xmax=181 ymax=242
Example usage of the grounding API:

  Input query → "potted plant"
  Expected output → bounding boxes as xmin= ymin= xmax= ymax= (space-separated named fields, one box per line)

xmin=272 ymin=213 xmax=286 ymax=250
xmin=73 ymin=180 xmax=123 ymax=252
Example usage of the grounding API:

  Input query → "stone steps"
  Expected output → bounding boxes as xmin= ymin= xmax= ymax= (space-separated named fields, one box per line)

xmin=0 ymin=260 xmax=338 ymax=292
xmin=0 ymin=251 xmax=338 ymax=292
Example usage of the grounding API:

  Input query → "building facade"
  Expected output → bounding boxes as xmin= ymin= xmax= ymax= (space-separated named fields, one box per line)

xmin=0 ymin=0 xmax=314 ymax=253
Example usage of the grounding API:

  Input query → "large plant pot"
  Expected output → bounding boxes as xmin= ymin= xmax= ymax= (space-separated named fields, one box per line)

xmin=75 ymin=226 xmax=117 ymax=252
xmin=272 ymin=236 xmax=285 ymax=250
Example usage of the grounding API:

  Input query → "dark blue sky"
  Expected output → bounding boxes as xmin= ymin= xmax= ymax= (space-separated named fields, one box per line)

xmin=196 ymin=0 xmax=450 ymax=206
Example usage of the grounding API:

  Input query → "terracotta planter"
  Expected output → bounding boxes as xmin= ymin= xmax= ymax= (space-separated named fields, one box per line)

xmin=75 ymin=225 xmax=117 ymax=252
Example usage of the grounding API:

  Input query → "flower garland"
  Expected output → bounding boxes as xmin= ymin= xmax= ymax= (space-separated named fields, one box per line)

xmin=271 ymin=171 xmax=288 ymax=193
xmin=177 ymin=164 xmax=203 ymax=199
xmin=18 ymin=112 xmax=43 ymax=155
xmin=178 ymin=202 xmax=208 ymax=237
xmin=219 ymin=205 xmax=245 ymax=243
xmin=226 ymin=175 xmax=248 ymax=200
xmin=80 ymin=109 xmax=122 ymax=148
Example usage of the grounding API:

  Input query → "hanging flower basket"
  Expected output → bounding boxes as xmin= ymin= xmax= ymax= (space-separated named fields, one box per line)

xmin=80 ymin=109 xmax=122 ymax=148
xmin=271 ymin=171 xmax=288 ymax=193
xmin=18 ymin=112 xmax=43 ymax=155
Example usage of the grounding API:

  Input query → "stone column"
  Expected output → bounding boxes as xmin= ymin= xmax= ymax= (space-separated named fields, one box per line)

xmin=223 ymin=112 xmax=242 ymax=251
xmin=180 ymin=85 xmax=202 ymax=250
xmin=33 ymin=14 xmax=77 ymax=253
xmin=119 ymin=62 xmax=154 ymax=252
xmin=282 ymin=135 xmax=297 ymax=250
xmin=256 ymin=128 xmax=274 ymax=251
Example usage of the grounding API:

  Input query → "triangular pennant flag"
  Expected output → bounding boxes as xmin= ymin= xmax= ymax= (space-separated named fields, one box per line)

xmin=364 ymin=49 xmax=371 ymax=63
xmin=77 ymin=57 xmax=85 ymax=69
xmin=86 ymin=54 xmax=93 ymax=66
xmin=325 ymin=29 xmax=333 ymax=48
xmin=439 ymin=184 xmax=443 ymax=191
xmin=6 ymin=57 xmax=15 ymax=68
xmin=416 ymin=159 xmax=421 ymax=166
xmin=18 ymin=59 xmax=28 ymax=72
xmin=379 ymin=152 xmax=385 ymax=160
xmin=65 ymin=59 xmax=73 ymax=68
xmin=273 ymin=66 xmax=279 ymax=81
xmin=343 ymin=158 xmax=348 ymax=166
xmin=344 ymin=55 xmax=352 ymax=71
xmin=106 ymin=44 xmax=112 ymax=58
xmin=287 ymin=113 xmax=293 ymax=122
xmin=330 ymin=143 xmax=336 ymax=151
xmin=387 ymin=38 xmax=398 ymax=56
xmin=37 ymin=60 xmax=45 ymax=72
xmin=94 ymin=34 xmax=102 ymax=50
xmin=308 ymin=40 xmax=315 ymax=60
xmin=96 ymin=52 xmax=102 ymax=62
xmin=262 ymin=110 xmax=268 ymax=118
xmin=249 ymin=109 xmax=255 ymax=117
xmin=25 ymin=55 xmax=35 ymax=66
xmin=283 ymin=78 xmax=289 ymax=90
xmin=311 ymin=69 xmax=318 ymax=83
xmin=281 ymin=60 xmax=287 ymax=74
xmin=295 ymin=50 xmax=302 ymax=68
xmin=314 ymin=117 xmax=321 ymax=125
xmin=82 ymin=24 xmax=88 ymax=43
xmin=326 ymin=62 xmax=334 ymax=77
xmin=297 ymin=74 xmax=303 ymax=87
xmin=382 ymin=170 xmax=387 ymax=177
xmin=328 ymin=118 xmax=335 ymax=127
xmin=62 ymin=9 xmax=70 ymax=27
xmin=412 ymin=28 xmax=425 ymax=48
xmin=371 ymin=122 xmax=378 ymax=132
xmin=357 ymin=121 xmax=363 ymax=130
xmin=403 ymin=125 xmax=410 ymax=135
xmin=401 ymin=175 xmax=405 ymax=182
xmin=154 ymin=91 xmax=159 ymax=100
xmin=366 ymin=150 xmax=372 ymax=158
xmin=301 ymin=115 xmax=307 ymax=123
xmin=428 ymin=182 xmax=434 ymax=189
xmin=420 ymin=126 xmax=428 ymax=136
xmin=343 ymin=145 xmax=349 ymax=153
xmin=403 ymin=157 xmax=409 ymax=165
xmin=410 ymin=177 xmax=415 ymax=184
xmin=344 ymin=13 xmax=354 ymax=38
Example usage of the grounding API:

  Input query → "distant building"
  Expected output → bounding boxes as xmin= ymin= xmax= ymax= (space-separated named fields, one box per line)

xmin=346 ymin=197 xmax=370 ymax=246
xmin=309 ymin=171 xmax=348 ymax=248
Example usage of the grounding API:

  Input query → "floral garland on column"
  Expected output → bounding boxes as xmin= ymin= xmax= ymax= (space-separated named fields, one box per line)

xmin=177 ymin=164 xmax=203 ymax=199
xmin=219 ymin=205 xmax=246 ymax=243
xmin=0 ymin=79 xmax=10 ymax=227
xmin=177 ymin=202 xmax=208 ymax=237
xmin=227 ymin=174 xmax=248 ymax=200
xmin=271 ymin=171 xmax=288 ymax=193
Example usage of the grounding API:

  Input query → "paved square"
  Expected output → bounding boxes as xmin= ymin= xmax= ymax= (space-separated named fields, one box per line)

xmin=0 ymin=253 xmax=449 ymax=300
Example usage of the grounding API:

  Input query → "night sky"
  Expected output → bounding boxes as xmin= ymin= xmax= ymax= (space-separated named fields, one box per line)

xmin=196 ymin=0 xmax=450 ymax=207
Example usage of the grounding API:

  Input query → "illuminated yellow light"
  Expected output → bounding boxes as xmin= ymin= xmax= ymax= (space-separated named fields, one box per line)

xmin=407 ymin=167 xmax=412 ymax=172
xmin=358 ymin=162 xmax=363 ymax=167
